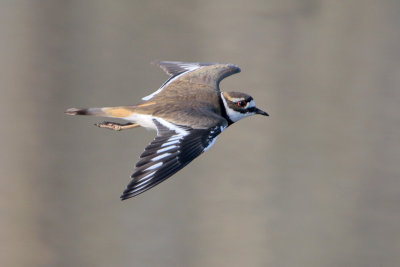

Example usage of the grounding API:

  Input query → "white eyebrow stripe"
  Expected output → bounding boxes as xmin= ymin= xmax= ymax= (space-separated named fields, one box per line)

xmin=229 ymin=97 xmax=245 ymax=102
xmin=221 ymin=92 xmax=250 ymax=122
xmin=228 ymin=97 xmax=255 ymax=108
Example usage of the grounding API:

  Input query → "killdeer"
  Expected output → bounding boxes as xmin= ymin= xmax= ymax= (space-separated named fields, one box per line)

xmin=66 ymin=61 xmax=268 ymax=200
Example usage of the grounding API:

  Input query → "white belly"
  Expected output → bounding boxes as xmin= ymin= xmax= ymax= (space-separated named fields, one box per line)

xmin=123 ymin=113 xmax=157 ymax=130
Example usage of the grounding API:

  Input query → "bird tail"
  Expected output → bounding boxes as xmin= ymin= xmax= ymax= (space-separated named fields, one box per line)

xmin=65 ymin=107 xmax=105 ymax=116
xmin=65 ymin=106 xmax=135 ymax=118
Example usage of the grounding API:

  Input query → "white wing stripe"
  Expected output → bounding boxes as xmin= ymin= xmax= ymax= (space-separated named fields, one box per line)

xmin=141 ymin=87 xmax=164 ymax=101
xmin=152 ymin=153 xmax=172 ymax=161
xmin=203 ymin=137 xmax=218 ymax=152
xmin=138 ymin=171 xmax=156 ymax=182
xmin=166 ymin=136 xmax=182 ymax=142
xmin=144 ymin=162 xmax=163 ymax=171
xmin=156 ymin=118 xmax=190 ymax=136
xmin=134 ymin=176 xmax=157 ymax=191
xmin=178 ymin=63 xmax=200 ymax=71
xmin=157 ymin=145 xmax=177 ymax=153
xmin=161 ymin=140 xmax=180 ymax=147
xmin=142 ymin=64 xmax=201 ymax=101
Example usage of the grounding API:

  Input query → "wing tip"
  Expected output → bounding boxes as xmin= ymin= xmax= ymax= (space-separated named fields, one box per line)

xmin=229 ymin=64 xmax=241 ymax=73
xmin=120 ymin=193 xmax=132 ymax=201
xmin=151 ymin=60 xmax=240 ymax=69
xmin=119 ymin=179 xmax=158 ymax=200
xmin=150 ymin=60 xmax=162 ymax=66
xmin=120 ymin=186 xmax=142 ymax=200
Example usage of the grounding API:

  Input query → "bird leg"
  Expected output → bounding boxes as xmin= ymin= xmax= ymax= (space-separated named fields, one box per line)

xmin=95 ymin=121 xmax=140 ymax=131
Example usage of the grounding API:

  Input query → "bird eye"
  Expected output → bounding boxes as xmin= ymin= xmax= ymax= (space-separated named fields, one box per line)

xmin=237 ymin=100 xmax=247 ymax=107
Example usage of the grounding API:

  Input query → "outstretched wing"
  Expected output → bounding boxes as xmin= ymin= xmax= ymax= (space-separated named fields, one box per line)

xmin=120 ymin=118 xmax=226 ymax=200
xmin=142 ymin=61 xmax=241 ymax=100
xmin=152 ymin=61 xmax=216 ymax=77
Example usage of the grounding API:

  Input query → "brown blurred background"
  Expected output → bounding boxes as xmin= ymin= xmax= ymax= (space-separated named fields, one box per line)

xmin=1 ymin=1 xmax=400 ymax=266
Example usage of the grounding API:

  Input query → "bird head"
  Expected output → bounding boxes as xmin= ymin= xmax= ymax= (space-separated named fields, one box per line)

xmin=221 ymin=91 xmax=269 ymax=123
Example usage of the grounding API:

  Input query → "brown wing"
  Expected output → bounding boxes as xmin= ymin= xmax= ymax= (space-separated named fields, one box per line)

xmin=151 ymin=61 xmax=241 ymax=91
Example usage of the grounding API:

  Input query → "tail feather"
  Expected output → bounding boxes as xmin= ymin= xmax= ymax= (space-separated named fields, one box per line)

xmin=65 ymin=107 xmax=106 ymax=116
xmin=65 ymin=106 xmax=135 ymax=118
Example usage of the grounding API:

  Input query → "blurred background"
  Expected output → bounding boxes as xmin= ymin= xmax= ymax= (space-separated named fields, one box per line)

xmin=1 ymin=1 xmax=400 ymax=266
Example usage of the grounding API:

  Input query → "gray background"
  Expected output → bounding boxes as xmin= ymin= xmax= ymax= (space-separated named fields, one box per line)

xmin=1 ymin=1 xmax=400 ymax=266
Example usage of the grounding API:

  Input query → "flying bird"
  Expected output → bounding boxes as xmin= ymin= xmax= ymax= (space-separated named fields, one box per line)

xmin=66 ymin=61 xmax=269 ymax=200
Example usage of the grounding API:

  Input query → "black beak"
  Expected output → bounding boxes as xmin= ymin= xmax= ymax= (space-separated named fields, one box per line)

xmin=255 ymin=108 xmax=269 ymax=116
